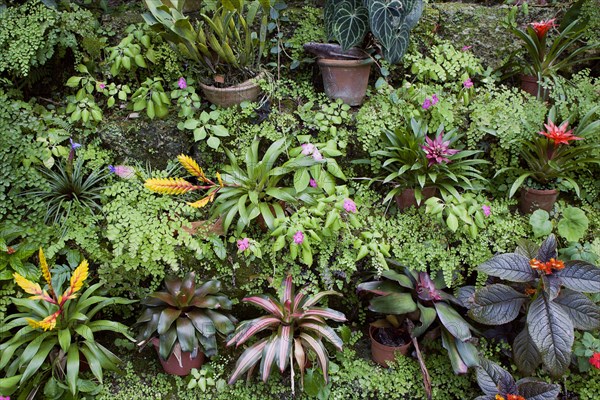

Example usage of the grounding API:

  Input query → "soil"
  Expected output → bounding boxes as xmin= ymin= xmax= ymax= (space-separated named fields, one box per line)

xmin=374 ymin=327 xmax=410 ymax=347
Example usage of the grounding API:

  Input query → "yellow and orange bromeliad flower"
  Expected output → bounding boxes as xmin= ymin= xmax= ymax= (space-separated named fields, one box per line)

xmin=144 ymin=154 xmax=224 ymax=209
xmin=13 ymin=248 xmax=89 ymax=331
xmin=529 ymin=257 xmax=564 ymax=275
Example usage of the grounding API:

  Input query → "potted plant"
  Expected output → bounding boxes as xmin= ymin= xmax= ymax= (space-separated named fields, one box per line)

xmin=505 ymin=11 xmax=599 ymax=99
xmin=135 ymin=272 xmax=236 ymax=376
xmin=0 ymin=249 xmax=135 ymax=398
xmin=459 ymin=234 xmax=600 ymax=377
xmin=142 ymin=0 xmax=270 ymax=107
xmin=358 ymin=262 xmax=479 ymax=374
xmin=226 ymin=275 xmax=346 ymax=394
xmin=303 ymin=0 xmax=424 ymax=106
xmin=372 ymin=118 xmax=487 ymax=209
xmin=498 ymin=107 xmax=600 ymax=213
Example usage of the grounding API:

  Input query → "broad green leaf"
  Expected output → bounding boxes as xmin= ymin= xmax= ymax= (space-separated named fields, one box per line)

xmin=66 ymin=345 xmax=80 ymax=395
xmin=529 ymin=210 xmax=553 ymax=238
xmin=434 ymin=302 xmax=471 ymax=341
xmin=58 ymin=329 xmax=71 ymax=353
xmin=368 ymin=293 xmax=417 ymax=315
xmin=557 ymin=207 xmax=589 ymax=242
xmin=294 ymin=169 xmax=310 ymax=193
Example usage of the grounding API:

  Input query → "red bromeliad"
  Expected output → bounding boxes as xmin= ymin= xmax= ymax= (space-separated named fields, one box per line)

xmin=227 ymin=275 xmax=346 ymax=387
xmin=538 ymin=120 xmax=582 ymax=146
xmin=530 ymin=18 xmax=556 ymax=39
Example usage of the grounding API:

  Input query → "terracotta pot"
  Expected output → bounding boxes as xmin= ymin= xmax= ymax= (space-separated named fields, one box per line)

xmin=199 ymin=72 xmax=264 ymax=108
xmin=519 ymin=187 xmax=559 ymax=213
xmin=520 ymin=74 xmax=549 ymax=99
xmin=151 ymin=338 xmax=205 ymax=376
xmin=317 ymin=57 xmax=373 ymax=106
xmin=394 ymin=187 xmax=437 ymax=210
xmin=369 ymin=326 xmax=411 ymax=368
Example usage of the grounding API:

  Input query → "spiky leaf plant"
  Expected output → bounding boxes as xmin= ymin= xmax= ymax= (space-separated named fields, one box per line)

xmin=227 ymin=275 xmax=346 ymax=386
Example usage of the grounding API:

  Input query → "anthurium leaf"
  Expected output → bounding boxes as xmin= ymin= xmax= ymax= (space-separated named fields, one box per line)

xmin=529 ymin=210 xmax=553 ymax=238
xmin=555 ymin=260 xmax=600 ymax=293
xmin=468 ymin=284 xmax=528 ymax=325
xmin=476 ymin=358 xmax=517 ymax=396
xmin=553 ymin=288 xmax=600 ymax=330
xmin=513 ymin=327 xmax=541 ymax=376
xmin=477 ymin=253 xmax=536 ymax=282
xmin=557 ymin=207 xmax=588 ymax=243
xmin=516 ymin=378 xmax=561 ymax=400
xmin=368 ymin=293 xmax=417 ymax=315
xmin=536 ymin=234 xmax=557 ymax=263
xmin=434 ymin=302 xmax=471 ymax=341
xmin=527 ymin=293 xmax=574 ymax=377
xmin=331 ymin=1 xmax=369 ymax=51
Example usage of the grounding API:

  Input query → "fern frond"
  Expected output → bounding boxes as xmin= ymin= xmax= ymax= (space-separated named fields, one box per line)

xmin=177 ymin=154 xmax=209 ymax=182
xmin=144 ymin=178 xmax=200 ymax=195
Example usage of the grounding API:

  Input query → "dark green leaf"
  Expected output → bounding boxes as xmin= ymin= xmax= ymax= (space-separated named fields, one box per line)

xmin=468 ymin=284 xmax=527 ymax=325
xmin=478 ymin=253 xmax=536 ymax=283
xmin=513 ymin=328 xmax=541 ymax=376
xmin=553 ymin=288 xmax=600 ymax=330
xmin=556 ymin=260 xmax=600 ymax=293
xmin=368 ymin=293 xmax=417 ymax=315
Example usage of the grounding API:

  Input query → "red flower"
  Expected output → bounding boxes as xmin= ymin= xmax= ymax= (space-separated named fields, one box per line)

xmin=531 ymin=18 xmax=557 ymax=39
xmin=530 ymin=258 xmax=564 ymax=275
xmin=539 ymin=120 xmax=583 ymax=145
xmin=590 ymin=353 xmax=600 ymax=369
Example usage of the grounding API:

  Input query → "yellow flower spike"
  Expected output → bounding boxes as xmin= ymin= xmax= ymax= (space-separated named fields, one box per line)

xmin=144 ymin=178 xmax=198 ymax=195
xmin=187 ymin=192 xmax=215 ymax=208
xmin=177 ymin=155 xmax=208 ymax=182
xmin=69 ymin=259 xmax=89 ymax=295
xmin=13 ymin=273 xmax=42 ymax=296
xmin=27 ymin=310 xmax=60 ymax=331
xmin=39 ymin=248 xmax=54 ymax=295
xmin=216 ymin=172 xmax=223 ymax=188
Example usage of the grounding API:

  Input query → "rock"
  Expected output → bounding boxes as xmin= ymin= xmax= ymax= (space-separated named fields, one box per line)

xmin=98 ymin=114 xmax=194 ymax=169
xmin=429 ymin=3 xmax=556 ymax=69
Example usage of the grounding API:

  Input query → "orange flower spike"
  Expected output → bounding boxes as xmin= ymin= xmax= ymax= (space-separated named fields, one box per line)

xmin=144 ymin=178 xmax=200 ymax=195
xmin=507 ymin=394 xmax=526 ymax=400
xmin=548 ymin=258 xmax=565 ymax=272
xmin=27 ymin=309 xmax=61 ymax=331
xmin=530 ymin=258 xmax=544 ymax=271
xmin=13 ymin=273 xmax=42 ymax=296
xmin=496 ymin=395 xmax=505 ymax=400
xmin=38 ymin=248 xmax=55 ymax=297
xmin=60 ymin=259 xmax=89 ymax=304
xmin=177 ymin=155 xmax=209 ymax=183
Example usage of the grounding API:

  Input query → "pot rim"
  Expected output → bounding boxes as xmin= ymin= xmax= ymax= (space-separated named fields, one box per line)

xmin=369 ymin=324 xmax=411 ymax=349
xmin=199 ymin=71 xmax=266 ymax=92
xmin=522 ymin=186 xmax=558 ymax=195
xmin=317 ymin=57 xmax=374 ymax=67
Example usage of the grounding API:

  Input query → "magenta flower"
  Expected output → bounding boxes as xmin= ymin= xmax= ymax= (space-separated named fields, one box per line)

xmin=312 ymin=149 xmax=323 ymax=161
xmin=463 ymin=78 xmax=473 ymax=88
xmin=343 ymin=198 xmax=357 ymax=213
xmin=301 ymin=143 xmax=315 ymax=156
xmin=293 ymin=231 xmax=304 ymax=245
xmin=422 ymin=98 xmax=432 ymax=110
xmin=421 ymin=133 xmax=460 ymax=167
xmin=108 ymin=165 xmax=135 ymax=179
xmin=178 ymin=77 xmax=187 ymax=89
xmin=461 ymin=45 xmax=472 ymax=51
xmin=309 ymin=178 xmax=317 ymax=188
xmin=237 ymin=238 xmax=250 ymax=251
xmin=0 ymin=396 xmax=10 ymax=400
xmin=431 ymin=94 xmax=439 ymax=105
xmin=97 ymin=82 xmax=106 ymax=90
xmin=482 ymin=205 xmax=491 ymax=217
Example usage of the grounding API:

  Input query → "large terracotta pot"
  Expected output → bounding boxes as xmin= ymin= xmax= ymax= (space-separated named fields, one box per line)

xmin=199 ymin=72 xmax=264 ymax=108
xmin=519 ymin=187 xmax=558 ymax=213
xmin=151 ymin=338 xmax=205 ymax=376
xmin=317 ymin=57 xmax=373 ymax=106
xmin=394 ymin=187 xmax=437 ymax=210
xmin=369 ymin=326 xmax=411 ymax=368
xmin=520 ymin=74 xmax=549 ymax=99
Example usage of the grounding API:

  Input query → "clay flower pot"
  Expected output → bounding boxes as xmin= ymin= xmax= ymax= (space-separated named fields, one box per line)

xmin=519 ymin=187 xmax=559 ymax=214
xmin=369 ymin=325 xmax=411 ymax=368
xmin=520 ymin=74 xmax=550 ymax=99
xmin=317 ymin=57 xmax=373 ymax=106
xmin=199 ymin=72 xmax=264 ymax=108
xmin=394 ymin=187 xmax=437 ymax=210
xmin=151 ymin=338 xmax=205 ymax=376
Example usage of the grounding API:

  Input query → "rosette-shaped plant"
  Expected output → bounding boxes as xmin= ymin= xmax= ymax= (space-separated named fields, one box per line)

xmin=459 ymin=235 xmax=600 ymax=377
xmin=227 ymin=275 xmax=346 ymax=385
xmin=135 ymin=272 xmax=235 ymax=361
xmin=358 ymin=263 xmax=479 ymax=374
xmin=475 ymin=359 xmax=560 ymax=400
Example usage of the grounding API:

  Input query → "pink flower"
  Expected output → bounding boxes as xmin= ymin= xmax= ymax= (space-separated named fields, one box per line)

xmin=463 ymin=78 xmax=473 ymax=88
xmin=237 ymin=238 xmax=250 ymax=251
xmin=431 ymin=94 xmax=439 ymax=105
xmin=422 ymin=98 xmax=432 ymax=110
xmin=301 ymin=143 xmax=315 ymax=155
xmin=343 ymin=198 xmax=357 ymax=213
xmin=178 ymin=77 xmax=187 ymax=89
xmin=312 ymin=149 xmax=323 ymax=161
xmin=421 ymin=133 xmax=460 ymax=167
xmin=0 ymin=396 xmax=10 ymax=400
xmin=482 ymin=205 xmax=491 ymax=217
xmin=108 ymin=165 xmax=135 ymax=179
xmin=531 ymin=18 xmax=557 ymax=40
xmin=462 ymin=45 xmax=472 ymax=51
xmin=293 ymin=231 xmax=304 ymax=245
xmin=309 ymin=178 xmax=317 ymax=188
xmin=97 ymin=82 xmax=106 ymax=90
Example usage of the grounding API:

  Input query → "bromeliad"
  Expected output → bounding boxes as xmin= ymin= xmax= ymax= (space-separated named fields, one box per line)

xmin=227 ymin=275 xmax=346 ymax=392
